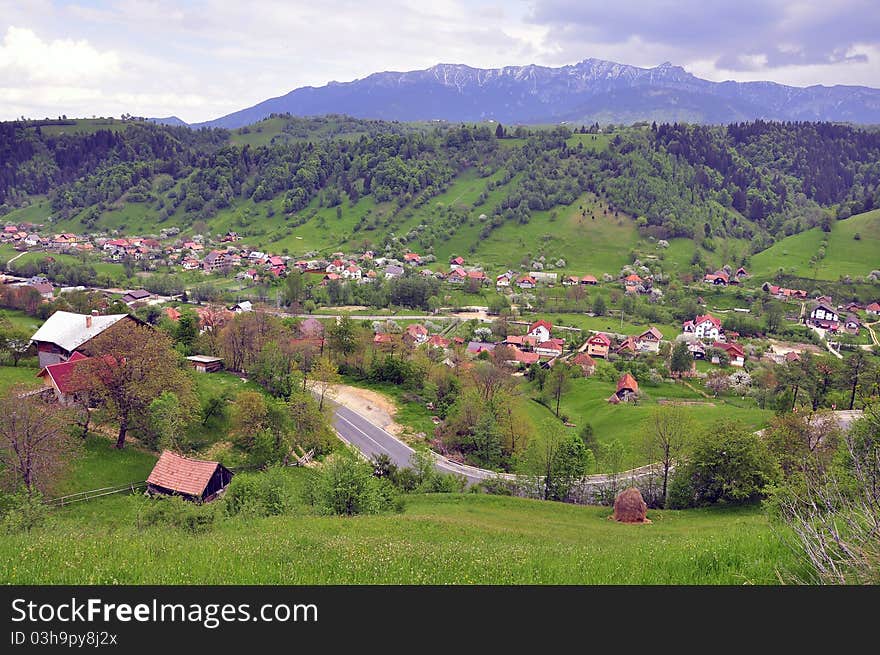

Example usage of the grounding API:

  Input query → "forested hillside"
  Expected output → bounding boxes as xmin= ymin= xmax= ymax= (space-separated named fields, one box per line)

xmin=2 ymin=116 xmax=879 ymax=259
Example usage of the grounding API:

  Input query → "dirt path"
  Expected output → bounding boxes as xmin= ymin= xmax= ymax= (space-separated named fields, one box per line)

xmin=319 ymin=383 xmax=406 ymax=436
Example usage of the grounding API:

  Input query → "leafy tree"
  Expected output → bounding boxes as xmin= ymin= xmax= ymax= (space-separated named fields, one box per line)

xmin=327 ymin=314 xmax=359 ymax=356
xmin=0 ymin=387 xmax=75 ymax=494
xmin=305 ymin=446 xmax=400 ymax=516
xmin=312 ymin=356 xmax=340 ymax=411
xmin=592 ymin=295 xmax=606 ymax=317
xmin=520 ymin=419 xmax=593 ymax=501
xmin=546 ymin=362 xmax=573 ymax=417
xmin=81 ymin=323 xmax=197 ymax=448
xmin=668 ymin=420 xmax=779 ymax=508
xmin=146 ymin=391 xmax=192 ymax=451
xmin=669 ymin=340 xmax=691 ymax=378
xmin=173 ymin=310 xmax=199 ymax=353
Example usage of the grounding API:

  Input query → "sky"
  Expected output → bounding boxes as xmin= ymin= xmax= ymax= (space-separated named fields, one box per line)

xmin=1 ymin=0 xmax=879 ymax=123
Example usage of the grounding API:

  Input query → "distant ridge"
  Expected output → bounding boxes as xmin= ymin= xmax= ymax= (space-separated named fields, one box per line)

xmin=148 ymin=116 xmax=187 ymax=127
xmin=153 ymin=57 xmax=880 ymax=129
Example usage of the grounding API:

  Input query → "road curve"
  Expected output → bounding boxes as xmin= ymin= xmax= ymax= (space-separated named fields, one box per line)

xmin=329 ymin=401 xmax=509 ymax=485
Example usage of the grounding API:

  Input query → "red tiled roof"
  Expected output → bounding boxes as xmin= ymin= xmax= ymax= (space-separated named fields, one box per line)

xmin=571 ymin=352 xmax=596 ymax=368
xmin=588 ymin=333 xmax=612 ymax=346
xmin=695 ymin=314 xmax=722 ymax=328
xmin=147 ymin=451 xmax=222 ymax=497
xmin=37 ymin=351 xmax=95 ymax=394
xmin=529 ymin=320 xmax=552 ymax=334
xmin=617 ymin=372 xmax=639 ymax=393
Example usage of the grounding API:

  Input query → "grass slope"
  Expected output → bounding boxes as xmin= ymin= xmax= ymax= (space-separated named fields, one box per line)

xmin=0 ymin=480 xmax=796 ymax=584
xmin=750 ymin=209 xmax=880 ymax=280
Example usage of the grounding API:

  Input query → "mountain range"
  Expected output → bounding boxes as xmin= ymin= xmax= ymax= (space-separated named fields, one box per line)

xmin=154 ymin=57 xmax=880 ymax=129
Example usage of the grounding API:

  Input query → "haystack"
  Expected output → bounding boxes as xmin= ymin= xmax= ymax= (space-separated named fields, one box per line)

xmin=612 ymin=487 xmax=651 ymax=524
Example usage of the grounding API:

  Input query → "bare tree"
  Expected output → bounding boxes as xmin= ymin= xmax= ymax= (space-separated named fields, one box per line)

xmin=770 ymin=412 xmax=880 ymax=584
xmin=0 ymin=387 xmax=75 ymax=494
xmin=312 ymin=357 xmax=340 ymax=411
xmin=642 ymin=404 xmax=693 ymax=507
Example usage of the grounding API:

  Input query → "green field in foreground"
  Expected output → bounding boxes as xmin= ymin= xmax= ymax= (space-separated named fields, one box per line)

xmin=0 ymin=469 xmax=797 ymax=584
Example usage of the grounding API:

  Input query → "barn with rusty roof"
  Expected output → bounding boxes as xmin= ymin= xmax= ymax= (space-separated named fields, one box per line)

xmin=146 ymin=451 xmax=233 ymax=503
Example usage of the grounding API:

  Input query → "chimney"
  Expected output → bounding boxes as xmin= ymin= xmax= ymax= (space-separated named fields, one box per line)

xmin=86 ymin=315 xmax=92 ymax=329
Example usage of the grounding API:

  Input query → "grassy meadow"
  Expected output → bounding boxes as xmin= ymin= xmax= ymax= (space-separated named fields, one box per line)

xmin=750 ymin=209 xmax=880 ymax=281
xmin=0 ymin=458 xmax=798 ymax=584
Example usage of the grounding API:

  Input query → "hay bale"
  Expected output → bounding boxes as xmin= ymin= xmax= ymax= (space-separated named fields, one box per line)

xmin=612 ymin=487 xmax=651 ymax=524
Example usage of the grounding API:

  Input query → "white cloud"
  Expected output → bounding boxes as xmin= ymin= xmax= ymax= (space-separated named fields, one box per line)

xmin=0 ymin=26 xmax=120 ymax=85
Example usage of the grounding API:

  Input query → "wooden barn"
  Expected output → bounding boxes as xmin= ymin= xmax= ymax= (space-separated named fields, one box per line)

xmin=186 ymin=355 xmax=224 ymax=373
xmin=146 ymin=451 xmax=233 ymax=503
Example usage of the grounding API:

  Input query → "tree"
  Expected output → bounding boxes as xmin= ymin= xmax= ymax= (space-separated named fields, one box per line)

xmin=305 ymin=446 xmax=399 ymax=515
xmin=592 ymin=295 xmax=606 ymax=316
xmin=668 ymin=420 xmax=779 ymax=508
xmin=147 ymin=391 xmax=190 ymax=451
xmin=312 ymin=356 xmax=340 ymax=411
xmin=0 ymin=327 xmax=32 ymax=366
xmin=841 ymin=350 xmax=872 ymax=411
xmin=669 ymin=340 xmax=691 ymax=378
xmin=284 ymin=269 xmax=305 ymax=308
xmin=767 ymin=409 xmax=880 ymax=584
xmin=80 ymin=323 xmax=197 ymax=449
xmin=495 ymin=122 xmax=504 ymax=139
xmin=173 ymin=310 xmax=199 ymax=353
xmin=641 ymin=405 xmax=693 ymax=507
xmin=250 ymin=341 xmax=293 ymax=398
xmin=327 ymin=314 xmax=359 ymax=357
xmin=0 ymin=387 xmax=75 ymax=494
xmin=764 ymin=410 xmax=840 ymax=478
xmin=520 ymin=419 xmax=592 ymax=501
xmin=546 ymin=362 xmax=572 ymax=417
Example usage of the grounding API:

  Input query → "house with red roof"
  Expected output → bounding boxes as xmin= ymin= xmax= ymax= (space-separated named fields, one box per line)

xmin=449 ymin=256 xmax=464 ymax=267
xmin=570 ymin=352 xmax=596 ymax=376
xmin=713 ymin=341 xmax=746 ymax=367
xmin=426 ymin=334 xmax=450 ymax=349
xmin=146 ymin=451 xmax=233 ymax=503
xmin=586 ymin=333 xmax=612 ymax=358
xmin=508 ymin=347 xmax=540 ymax=366
xmin=404 ymin=252 xmax=422 ymax=264
xmin=580 ymin=275 xmax=598 ymax=285
xmin=636 ymin=326 xmax=663 ymax=353
xmin=535 ymin=338 xmax=565 ymax=358
xmin=404 ymin=323 xmax=429 ymax=346
xmin=704 ymin=271 xmax=729 ymax=286
xmin=608 ymin=373 xmax=639 ymax=403
xmin=562 ymin=275 xmax=580 ymax=286
xmin=516 ymin=275 xmax=536 ymax=289
xmin=686 ymin=314 xmax=723 ymax=341
xmin=866 ymin=302 xmax=880 ymax=316
xmin=447 ymin=268 xmax=467 ymax=283
xmin=36 ymin=351 xmax=96 ymax=405
xmin=527 ymin=320 xmax=552 ymax=343
xmin=466 ymin=270 xmax=488 ymax=284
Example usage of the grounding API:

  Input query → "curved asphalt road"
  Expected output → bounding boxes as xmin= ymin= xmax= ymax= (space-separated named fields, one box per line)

xmin=329 ymin=401 xmax=512 ymax=485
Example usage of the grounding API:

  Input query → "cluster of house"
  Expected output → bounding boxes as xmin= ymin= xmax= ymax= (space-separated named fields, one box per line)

xmin=29 ymin=310 xmax=230 ymax=404
xmin=703 ymin=267 xmax=749 ymax=286
xmin=805 ymin=298 xmax=869 ymax=335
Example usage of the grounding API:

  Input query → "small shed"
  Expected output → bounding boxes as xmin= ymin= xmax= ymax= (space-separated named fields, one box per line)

xmin=186 ymin=355 xmax=224 ymax=373
xmin=146 ymin=451 xmax=233 ymax=503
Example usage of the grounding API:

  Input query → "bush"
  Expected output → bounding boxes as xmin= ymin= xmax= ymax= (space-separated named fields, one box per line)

xmin=224 ymin=467 xmax=293 ymax=518
xmin=305 ymin=447 xmax=402 ymax=515
xmin=1 ymin=491 xmax=48 ymax=534
xmin=138 ymin=496 xmax=217 ymax=533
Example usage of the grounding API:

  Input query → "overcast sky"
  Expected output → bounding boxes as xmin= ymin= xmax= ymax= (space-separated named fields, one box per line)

xmin=2 ymin=0 xmax=879 ymax=123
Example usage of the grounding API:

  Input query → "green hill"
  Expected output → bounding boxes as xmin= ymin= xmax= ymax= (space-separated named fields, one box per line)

xmin=0 ymin=477 xmax=795 ymax=584
xmin=750 ymin=209 xmax=880 ymax=280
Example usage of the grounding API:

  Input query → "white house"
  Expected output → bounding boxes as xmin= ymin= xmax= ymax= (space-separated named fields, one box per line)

xmin=527 ymin=320 xmax=552 ymax=343
xmin=688 ymin=314 xmax=722 ymax=341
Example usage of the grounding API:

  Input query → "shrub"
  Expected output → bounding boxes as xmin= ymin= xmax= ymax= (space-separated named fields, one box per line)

xmin=224 ymin=467 xmax=292 ymax=518
xmin=138 ymin=496 xmax=217 ymax=533
xmin=1 ymin=490 xmax=48 ymax=534
xmin=305 ymin=447 xmax=402 ymax=516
